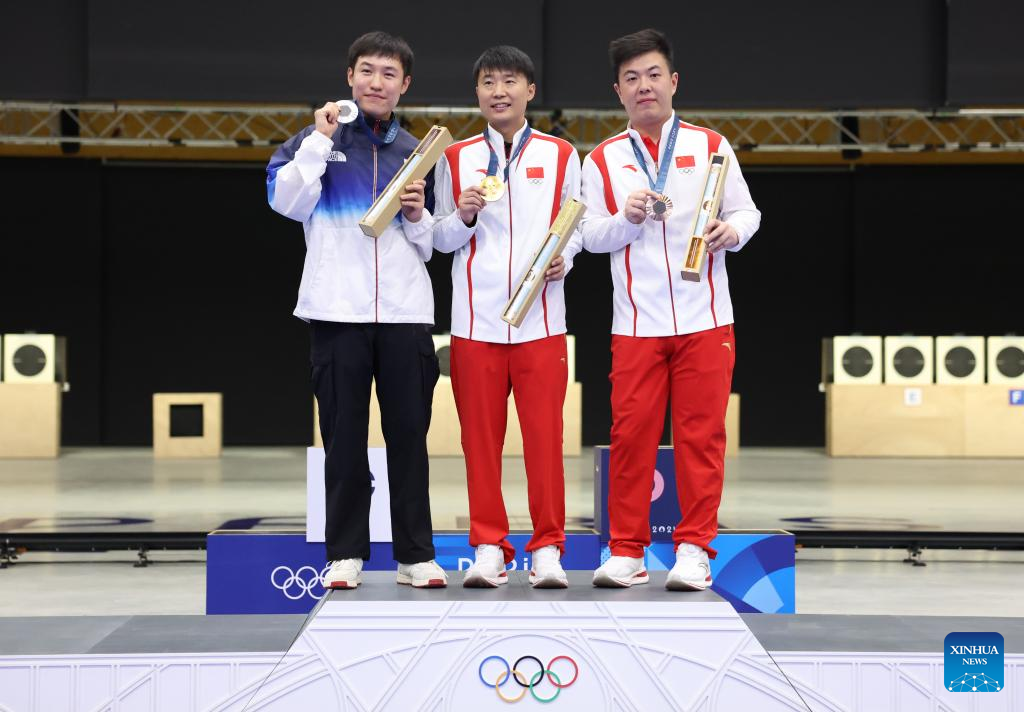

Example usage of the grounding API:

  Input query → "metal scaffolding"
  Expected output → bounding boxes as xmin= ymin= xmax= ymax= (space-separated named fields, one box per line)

xmin=2 ymin=101 xmax=1024 ymax=154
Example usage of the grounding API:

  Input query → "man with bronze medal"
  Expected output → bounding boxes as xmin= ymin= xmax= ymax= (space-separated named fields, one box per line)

xmin=432 ymin=46 xmax=583 ymax=589
xmin=580 ymin=29 xmax=761 ymax=590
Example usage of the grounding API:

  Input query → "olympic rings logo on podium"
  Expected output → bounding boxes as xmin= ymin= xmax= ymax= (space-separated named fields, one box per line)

xmin=478 ymin=655 xmax=579 ymax=703
xmin=270 ymin=565 xmax=329 ymax=601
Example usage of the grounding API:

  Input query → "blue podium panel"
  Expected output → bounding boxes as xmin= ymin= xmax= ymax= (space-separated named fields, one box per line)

xmin=207 ymin=530 xmax=794 ymax=615
xmin=602 ymin=533 xmax=796 ymax=614
xmin=206 ymin=531 xmax=600 ymax=615
xmin=241 ymin=573 xmax=819 ymax=712
xmin=594 ymin=445 xmax=680 ymax=542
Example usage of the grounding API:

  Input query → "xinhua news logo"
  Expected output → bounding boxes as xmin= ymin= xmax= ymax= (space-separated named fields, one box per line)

xmin=944 ymin=632 xmax=1003 ymax=692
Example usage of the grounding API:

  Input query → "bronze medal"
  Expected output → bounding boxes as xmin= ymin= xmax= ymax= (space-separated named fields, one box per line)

xmin=646 ymin=194 xmax=674 ymax=221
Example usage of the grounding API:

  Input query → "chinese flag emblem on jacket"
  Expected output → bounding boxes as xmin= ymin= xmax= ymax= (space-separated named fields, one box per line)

xmin=676 ymin=155 xmax=695 ymax=174
xmin=526 ymin=166 xmax=544 ymax=184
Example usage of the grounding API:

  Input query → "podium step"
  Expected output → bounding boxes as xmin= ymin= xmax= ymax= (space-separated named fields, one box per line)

xmin=3 ymin=610 xmax=1022 ymax=710
xmin=245 ymin=571 xmax=818 ymax=711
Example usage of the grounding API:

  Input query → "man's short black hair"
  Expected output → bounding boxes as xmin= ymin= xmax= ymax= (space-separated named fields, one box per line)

xmin=472 ymin=45 xmax=535 ymax=85
xmin=609 ymin=28 xmax=674 ymax=82
xmin=347 ymin=31 xmax=414 ymax=78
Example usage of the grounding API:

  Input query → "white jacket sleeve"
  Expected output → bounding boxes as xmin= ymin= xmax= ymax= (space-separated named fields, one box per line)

xmin=430 ymin=153 xmax=476 ymax=254
xmin=401 ymin=209 xmax=435 ymax=262
xmin=579 ymin=153 xmax=643 ymax=254
xmin=267 ymin=131 xmax=333 ymax=223
xmin=560 ymin=148 xmax=584 ymax=275
xmin=718 ymin=138 xmax=761 ymax=251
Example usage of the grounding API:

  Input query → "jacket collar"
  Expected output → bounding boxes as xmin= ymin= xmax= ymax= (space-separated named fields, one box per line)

xmin=484 ymin=119 xmax=530 ymax=157
xmin=356 ymin=108 xmax=398 ymax=146
xmin=625 ymin=113 xmax=677 ymax=162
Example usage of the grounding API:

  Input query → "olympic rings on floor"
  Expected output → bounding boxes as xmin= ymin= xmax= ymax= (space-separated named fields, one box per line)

xmin=478 ymin=655 xmax=579 ymax=703
xmin=495 ymin=669 xmax=529 ymax=702
xmin=479 ymin=655 xmax=510 ymax=687
xmin=529 ymin=669 xmax=561 ymax=703
xmin=546 ymin=655 xmax=580 ymax=687
xmin=512 ymin=655 xmax=544 ymax=688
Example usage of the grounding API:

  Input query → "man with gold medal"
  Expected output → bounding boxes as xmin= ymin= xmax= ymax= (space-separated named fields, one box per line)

xmin=580 ymin=29 xmax=761 ymax=591
xmin=432 ymin=46 xmax=583 ymax=589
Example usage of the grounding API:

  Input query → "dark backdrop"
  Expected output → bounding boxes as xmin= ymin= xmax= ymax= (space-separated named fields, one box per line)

xmin=2 ymin=0 xmax=1023 ymax=107
xmin=2 ymin=158 xmax=1021 ymax=447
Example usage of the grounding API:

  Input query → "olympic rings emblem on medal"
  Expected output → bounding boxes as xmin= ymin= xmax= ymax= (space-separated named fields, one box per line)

xmin=270 ymin=565 xmax=329 ymax=601
xmin=478 ymin=655 xmax=579 ymax=703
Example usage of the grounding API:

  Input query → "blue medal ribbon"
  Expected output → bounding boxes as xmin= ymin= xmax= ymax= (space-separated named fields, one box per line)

xmin=628 ymin=115 xmax=679 ymax=193
xmin=484 ymin=124 xmax=533 ymax=182
xmin=356 ymin=108 xmax=399 ymax=147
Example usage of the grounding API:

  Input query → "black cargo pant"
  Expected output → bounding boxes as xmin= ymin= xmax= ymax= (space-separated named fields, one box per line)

xmin=311 ymin=321 xmax=439 ymax=563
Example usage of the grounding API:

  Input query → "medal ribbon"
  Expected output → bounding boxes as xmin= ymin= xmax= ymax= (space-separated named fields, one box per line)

xmin=356 ymin=108 xmax=400 ymax=147
xmin=484 ymin=125 xmax=533 ymax=182
xmin=628 ymin=115 xmax=679 ymax=193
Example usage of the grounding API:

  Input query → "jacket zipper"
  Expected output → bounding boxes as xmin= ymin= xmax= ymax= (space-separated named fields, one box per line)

xmin=372 ymin=144 xmax=379 ymax=323
xmin=507 ymin=177 xmax=513 ymax=344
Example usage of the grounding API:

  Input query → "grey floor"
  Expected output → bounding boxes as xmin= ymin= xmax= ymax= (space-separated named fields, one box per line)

xmin=3 ymin=574 xmax=1024 ymax=655
xmin=1 ymin=447 xmax=1022 ymax=617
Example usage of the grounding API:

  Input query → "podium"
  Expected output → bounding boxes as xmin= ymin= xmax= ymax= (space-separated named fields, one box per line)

xmin=242 ymin=571 xmax=815 ymax=711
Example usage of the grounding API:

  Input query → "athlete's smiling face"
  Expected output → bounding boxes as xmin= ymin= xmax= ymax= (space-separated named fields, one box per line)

xmin=614 ymin=50 xmax=678 ymax=132
xmin=476 ymin=68 xmax=536 ymax=133
xmin=347 ymin=54 xmax=411 ymax=120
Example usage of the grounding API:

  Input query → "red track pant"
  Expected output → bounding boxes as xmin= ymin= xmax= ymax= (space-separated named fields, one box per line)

xmin=450 ymin=334 xmax=567 ymax=563
xmin=607 ymin=325 xmax=735 ymax=559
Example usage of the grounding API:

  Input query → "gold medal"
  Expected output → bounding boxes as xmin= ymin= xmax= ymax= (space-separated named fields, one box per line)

xmin=646 ymin=194 xmax=674 ymax=221
xmin=480 ymin=175 xmax=505 ymax=202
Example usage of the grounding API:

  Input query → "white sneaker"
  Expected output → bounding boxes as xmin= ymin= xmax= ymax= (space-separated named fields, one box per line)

xmin=592 ymin=555 xmax=648 ymax=588
xmin=323 ymin=558 xmax=362 ymax=589
xmin=529 ymin=545 xmax=568 ymax=589
xmin=396 ymin=559 xmax=447 ymax=588
xmin=666 ymin=543 xmax=712 ymax=591
xmin=463 ymin=544 xmax=508 ymax=588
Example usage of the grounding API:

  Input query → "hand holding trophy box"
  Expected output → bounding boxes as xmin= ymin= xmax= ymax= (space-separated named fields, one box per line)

xmin=358 ymin=125 xmax=454 ymax=238
xmin=680 ymin=152 xmax=729 ymax=282
xmin=501 ymin=199 xmax=586 ymax=328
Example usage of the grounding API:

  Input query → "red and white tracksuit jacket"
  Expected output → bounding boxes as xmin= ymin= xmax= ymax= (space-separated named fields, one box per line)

xmin=432 ymin=122 xmax=582 ymax=562
xmin=581 ymin=115 xmax=761 ymax=560
xmin=432 ymin=122 xmax=582 ymax=343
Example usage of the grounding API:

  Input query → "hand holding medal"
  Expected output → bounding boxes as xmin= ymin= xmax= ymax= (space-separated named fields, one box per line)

xmin=458 ymin=185 xmax=487 ymax=226
xmin=314 ymin=99 xmax=358 ymax=139
xmin=623 ymin=188 xmax=663 ymax=225
xmin=628 ymin=115 xmax=681 ymax=224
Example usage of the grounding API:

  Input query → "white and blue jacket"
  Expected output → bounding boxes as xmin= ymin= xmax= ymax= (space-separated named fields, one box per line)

xmin=267 ymin=113 xmax=436 ymax=323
